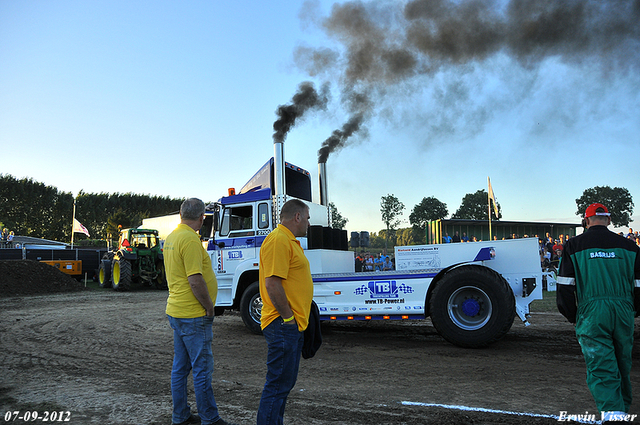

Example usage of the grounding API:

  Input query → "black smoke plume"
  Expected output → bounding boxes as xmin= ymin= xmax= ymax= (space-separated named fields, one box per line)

xmin=298 ymin=0 xmax=640 ymax=85
xmin=318 ymin=89 xmax=373 ymax=162
xmin=273 ymin=81 xmax=329 ymax=144
xmin=318 ymin=114 xmax=365 ymax=163
xmin=295 ymin=0 xmax=640 ymax=160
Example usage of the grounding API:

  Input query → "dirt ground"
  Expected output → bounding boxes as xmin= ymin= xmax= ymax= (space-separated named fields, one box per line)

xmin=1 ymin=260 xmax=639 ymax=425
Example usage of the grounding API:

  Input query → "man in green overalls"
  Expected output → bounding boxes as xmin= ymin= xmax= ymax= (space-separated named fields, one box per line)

xmin=557 ymin=203 xmax=640 ymax=420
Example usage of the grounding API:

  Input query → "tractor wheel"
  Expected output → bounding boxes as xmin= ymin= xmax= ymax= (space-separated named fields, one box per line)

xmin=98 ymin=260 xmax=112 ymax=288
xmin=240 ymin=281 xmax=263 ymax=335
xmin=112 ymin=258 xmax=132 ymax=291
xmin=429 ymin=265 xmax=515 ymax=348
xmin=154 ymin=261 xmax=168 ymax=290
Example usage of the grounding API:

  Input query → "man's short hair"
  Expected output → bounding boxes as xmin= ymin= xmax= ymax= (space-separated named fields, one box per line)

xmin=280 ymin=199 xmax=309 ymax=221
xmin=590 ymin=214 xmax=610 ymax=224
xmin=180 ymin=198 xmax=205 ymax=221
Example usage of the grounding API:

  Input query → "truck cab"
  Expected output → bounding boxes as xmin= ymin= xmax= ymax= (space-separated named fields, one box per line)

xmin=210 ymin=188 xmax=272 ymax=309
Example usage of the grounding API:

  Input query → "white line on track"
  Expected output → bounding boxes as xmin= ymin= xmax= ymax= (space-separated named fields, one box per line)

xmin=400 ymin=401 xmax=601 ymax=424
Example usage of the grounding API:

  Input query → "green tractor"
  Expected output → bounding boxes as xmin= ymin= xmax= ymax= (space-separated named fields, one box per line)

xmin=98 ymin=228 xmax=167 ymax=291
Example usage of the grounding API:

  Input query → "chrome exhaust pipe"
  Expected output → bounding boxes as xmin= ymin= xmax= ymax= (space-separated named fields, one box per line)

xmin=318 ymin=161 xmax=328 ymax=206
xmin=274 ymin=141 xmax=285 ymax=197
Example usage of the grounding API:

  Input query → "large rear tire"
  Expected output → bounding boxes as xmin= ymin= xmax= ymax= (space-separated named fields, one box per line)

xmin=240 ymin=281 xmax=263 ymax=335
xmin=99 ymin=252 xmax=114 ymax=288
xmin=98 ymin=260 xmax=112 ymax=288
xmin=112 ymin=258 xmax=132 ymax=291
xmin=429 ymin=266 xmax=515 ymax=348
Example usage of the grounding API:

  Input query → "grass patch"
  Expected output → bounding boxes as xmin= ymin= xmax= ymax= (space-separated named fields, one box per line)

xmin=529 ymin=290 xmax=557 ymax=312
xmin=81 ymin=279 xmax=102 ymax=290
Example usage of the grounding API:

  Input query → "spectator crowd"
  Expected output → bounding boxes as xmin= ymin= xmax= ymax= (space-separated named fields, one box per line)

xmin=354 ymin=252 xmax=395 ymax=272
xmin=0 ymin=228 xmax=16 ymax=248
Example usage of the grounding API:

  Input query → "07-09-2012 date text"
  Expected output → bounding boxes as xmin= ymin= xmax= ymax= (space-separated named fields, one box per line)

xmin=3 ymin=411 xmax=71 ymax=422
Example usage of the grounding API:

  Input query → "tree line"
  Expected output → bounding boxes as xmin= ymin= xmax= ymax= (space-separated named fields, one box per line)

xmin=2 ymin=173 xmax=633 ymax=250
xmin=0 ymin=174 xmax=184 ymax=243
xmin=347 ymin=186 xmax=634 ymax=248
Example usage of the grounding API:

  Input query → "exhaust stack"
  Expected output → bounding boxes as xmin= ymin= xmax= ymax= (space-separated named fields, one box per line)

xmin=318 ymin=162 xmax=328 ymax=207
xmin=274 ymin=141 xmax=285 ymax=197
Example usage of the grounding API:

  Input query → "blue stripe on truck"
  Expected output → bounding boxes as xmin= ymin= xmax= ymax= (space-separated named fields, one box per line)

xmin=312 ymin=270 xmax=439 ymax=283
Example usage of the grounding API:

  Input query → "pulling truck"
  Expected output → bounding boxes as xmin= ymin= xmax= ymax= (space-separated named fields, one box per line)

xmin=194 ymin=140 xmax=542 ymax=348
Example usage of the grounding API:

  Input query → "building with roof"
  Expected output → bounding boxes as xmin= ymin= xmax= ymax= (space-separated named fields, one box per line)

xmin=431 ymin=219 xmax=582 ymax=243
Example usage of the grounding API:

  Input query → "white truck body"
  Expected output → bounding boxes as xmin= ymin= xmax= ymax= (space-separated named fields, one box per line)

xmin=202 ymin=142 xmax=543 ymax=347
xmin=299 ymin=238 xmax=540 ymax=325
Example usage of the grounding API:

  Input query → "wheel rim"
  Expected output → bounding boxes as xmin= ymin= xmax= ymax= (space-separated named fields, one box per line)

xmin=447 ymin=286 xmax=492 ymax=330
xmin=99 ymin=268 xmax=105 ymax=283
xmin=249 ymin=294 xmax=263 ymax=324
xmin=113 ymin=262 xmax=120 ymax=284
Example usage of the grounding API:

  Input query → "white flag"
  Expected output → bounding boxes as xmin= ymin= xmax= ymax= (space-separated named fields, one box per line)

xmin=488 ymin=177 xmax=499 ymax=217
xmin=73 ymin=218 xmax=90 ymax=237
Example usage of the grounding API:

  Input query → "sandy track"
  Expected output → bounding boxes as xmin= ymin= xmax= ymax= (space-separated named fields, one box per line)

xmin=1 ymin=289 xmax=638 ymax=424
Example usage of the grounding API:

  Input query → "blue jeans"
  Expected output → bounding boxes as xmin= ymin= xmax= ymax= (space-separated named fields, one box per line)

xmin=257 ymin=318 xmax=304 ymax=425
xmin=167 ymin=315 xmax=221 ymax=425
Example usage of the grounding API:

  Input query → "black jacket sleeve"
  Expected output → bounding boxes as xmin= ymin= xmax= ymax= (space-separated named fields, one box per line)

xmin=302 ymin=301 xmax=322 ymax=359
xmin=556 ymin=240 xmax=578 ymax=324
xmin=557 ymin=284 xmax=577 ymax=324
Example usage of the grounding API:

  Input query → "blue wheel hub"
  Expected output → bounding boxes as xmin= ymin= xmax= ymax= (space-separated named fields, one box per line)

xmin=461 ymin=298 xmax=480 ymax=317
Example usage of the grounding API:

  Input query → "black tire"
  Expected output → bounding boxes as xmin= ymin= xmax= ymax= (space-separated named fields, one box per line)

xmin=240 ymin=281 xmax=263 ymax=335
xmin=154 ymin=260 xmax=168 ymax=290
xmin=98 ymin=260 xmax=112 ymax=288
xmin=112 ymin=257 xmax=132 ymax=291
xmin=429 ymin=265 xmax=515 ymax=348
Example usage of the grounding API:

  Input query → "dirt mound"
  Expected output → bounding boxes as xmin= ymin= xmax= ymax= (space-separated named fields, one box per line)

xmin=0 ymin=260 xmax=86 ymax=297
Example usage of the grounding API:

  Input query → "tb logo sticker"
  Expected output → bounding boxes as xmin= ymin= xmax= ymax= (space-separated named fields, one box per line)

xmin=354 ymin=281 xmax=414 ymax=299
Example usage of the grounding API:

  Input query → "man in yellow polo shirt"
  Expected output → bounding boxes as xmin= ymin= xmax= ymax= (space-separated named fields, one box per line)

xmin=164 ymin=198 xmax=235 ymax=425
xmin=257 ymin=199 xmax=313 ymax=425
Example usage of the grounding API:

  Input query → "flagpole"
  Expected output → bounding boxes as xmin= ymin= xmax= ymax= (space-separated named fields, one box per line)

xmin=488 ymin=177 xmax=492 ymax=241
xmin=71 ymin=197 xmax=76 ymax=249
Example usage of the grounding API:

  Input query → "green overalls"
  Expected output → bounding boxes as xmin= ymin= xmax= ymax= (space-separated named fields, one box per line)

xmin=557 ymin=225 xmax=640 ymax=413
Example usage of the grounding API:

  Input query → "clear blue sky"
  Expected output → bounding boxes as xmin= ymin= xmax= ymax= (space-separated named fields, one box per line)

xmin=2 ymin=0 xmax=639 ymax=235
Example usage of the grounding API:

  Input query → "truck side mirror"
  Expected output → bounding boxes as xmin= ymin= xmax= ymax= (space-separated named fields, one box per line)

xmin=200 ymin=215 xmax=214 ymax=241
xmin=213 ymin=209 xmax=220 ymax=232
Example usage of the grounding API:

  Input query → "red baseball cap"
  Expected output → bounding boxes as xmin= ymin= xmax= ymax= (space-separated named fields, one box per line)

xmin=584 ymin=203 xmax=610 ymax=219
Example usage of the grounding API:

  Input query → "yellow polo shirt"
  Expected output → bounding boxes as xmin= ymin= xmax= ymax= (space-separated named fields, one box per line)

xmin=259 ymin=224 xmax=313 ymax=331
xmin=164 ymin=223 xmax=217 ymax=318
